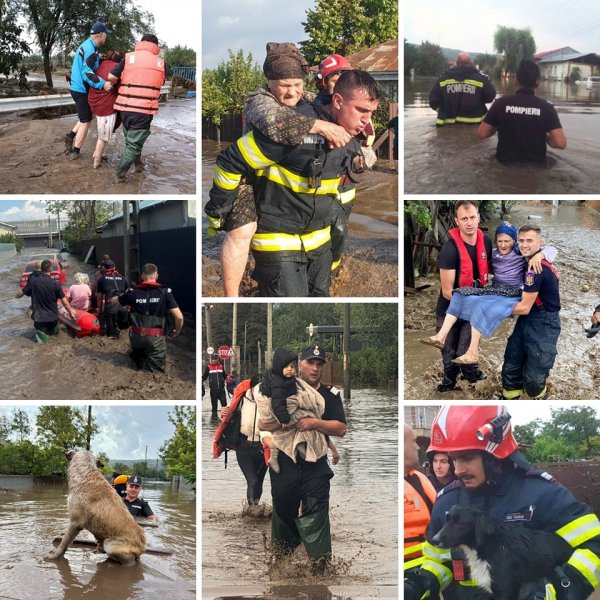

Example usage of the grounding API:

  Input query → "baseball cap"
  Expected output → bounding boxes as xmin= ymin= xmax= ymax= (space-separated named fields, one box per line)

xmin=127 ymin=475 xmax=142 ymax=486
xmin=90 ymin=22 xmax=112 ymax=35
xmin=300 ymin=346 xmax=326 ymax=363
xmin=102 ymin=259 xmax=115 ymax=268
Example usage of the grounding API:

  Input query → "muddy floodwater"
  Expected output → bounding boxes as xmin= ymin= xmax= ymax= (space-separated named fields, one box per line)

xmin=0 ymin=247 xmax=195 ymax=400
xmin=202 ymin=388 xmax=398 ymax=599
xmin=405 ymin=77 xmax=600 ymax=194
xmin=404 ymin=201 xmax=600 ymax=400
xmin=0 ymin=480 xmax=195 ymax=600
xmin=0 ymin=98 xmax=195 ymax=194
xmin=201 ymin=140 xmax=398 ymax=297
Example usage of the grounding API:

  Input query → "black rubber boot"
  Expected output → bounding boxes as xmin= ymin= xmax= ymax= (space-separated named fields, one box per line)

xmin=462 ymin=368 xmax=487 ymax=384
xmin=272 ymin=508 xmax=301 ymax=557
xmin=437 ymin=376 xmax=459 ymax=392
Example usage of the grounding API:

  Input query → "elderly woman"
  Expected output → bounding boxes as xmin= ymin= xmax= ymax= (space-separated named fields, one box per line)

xmin=68 ymin=272 xmax=92 ymax=311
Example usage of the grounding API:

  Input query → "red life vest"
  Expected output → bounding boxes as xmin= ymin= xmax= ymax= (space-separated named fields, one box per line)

xmin=404 ymin=470 xmax=437 ymax=565
xmin=213 ymin=378 xmax=252 ymax=459
xmin=532 ymin=259 xmax=559 ymax=307
xmin=114 ymin=41 xmax=165 ymax=115
xmin=447 ymin=228 xmax=489 ymax=287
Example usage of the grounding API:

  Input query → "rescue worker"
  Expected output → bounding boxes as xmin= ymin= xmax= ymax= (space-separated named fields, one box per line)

xmin=433 ymin=201 xmax=492 ymax=391
xmin=65 ymin=22 xmax=113 ymax=159
xmin=108 ymin=34 xmax=166 ymax=182
xmin=405 ymin=406 xmax=600 ymax=600
xmin=404 ymin=424 xmax=437 ymax=575
xmin=429 ymin=52 xmax=496 ymax=126
xmin=501 ymin=224 xmax=561 ymax=400
xmin=206 ymin=69 xmax=380 ymax=297
xmin=426 ymin=451 xmax=455 ymax=493
xmin=478 ymin=59 xmax=567 ymax=165
xmin=113 ymin=263 xmax=184 ymax=372
xmin=123 ymin=475 xmax=158 ymax=523
xmin=203 ymin=355 xmax=228 ymax=415
xmin=314 ymin=53 xmax=352 ymax=103
xmin=257 ymin=346 xmax=347 ymax=575
xmin=96 ymin=259 xmax=128 ymax=339
xmin=112 ymin=472 xmax=128 ymax=498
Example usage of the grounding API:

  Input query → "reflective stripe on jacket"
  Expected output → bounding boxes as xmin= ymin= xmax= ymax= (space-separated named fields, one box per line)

xmin=405 ymin=470 xmax=437 ymax=570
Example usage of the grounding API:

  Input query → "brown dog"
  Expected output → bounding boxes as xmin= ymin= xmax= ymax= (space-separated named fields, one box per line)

xmin=45 ymin=449 xmax=146 ymax=565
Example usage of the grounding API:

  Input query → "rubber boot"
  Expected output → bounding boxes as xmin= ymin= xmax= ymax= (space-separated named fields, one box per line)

xmin=271 ymin=508 xmax=301 ymax=557
xmin=295 ymin=509 xmax=331 ymax=574
xmin=437 ymin=375 xmax=458 ymax=393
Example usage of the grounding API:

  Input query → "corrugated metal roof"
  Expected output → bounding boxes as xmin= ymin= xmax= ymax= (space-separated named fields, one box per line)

xmin=346 ymin=38 xmax=398 ymax=73
xmin=535 ymin=46 xmax=578 ymax=59
xmin=0 ymin=221 xmax=16 ymax=229
xmin=539 ymin=52 xmax=585 ymax=63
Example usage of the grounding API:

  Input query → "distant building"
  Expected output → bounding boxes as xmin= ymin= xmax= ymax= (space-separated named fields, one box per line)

xmin=404 ymin=405 xmax=441 ymax=465
xmin=535 ymin=47 xmax=600 ymax=80
xmin=0 ymin=221 xmax=16 ymax=235
xmin=8 ymin=219 xmax=62 ymax=248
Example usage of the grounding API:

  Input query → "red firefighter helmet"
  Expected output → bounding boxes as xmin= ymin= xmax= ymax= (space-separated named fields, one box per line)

xmin=427 ymin=406 xmax=518 ymax=459
xmin=316 ymin=54 xmax=352 ymax=88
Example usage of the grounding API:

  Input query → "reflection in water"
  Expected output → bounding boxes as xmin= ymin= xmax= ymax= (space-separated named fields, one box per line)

xmin=405 ymin=77 xmax=600 ymax=194
xmin=202 ymin=388 xmax=398 ymax=598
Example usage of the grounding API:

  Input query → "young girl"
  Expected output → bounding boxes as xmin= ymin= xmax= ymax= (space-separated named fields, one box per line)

xmin=421 ymin=221 xmax=557 ymax=364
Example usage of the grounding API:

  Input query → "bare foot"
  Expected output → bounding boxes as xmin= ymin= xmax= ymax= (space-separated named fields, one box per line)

xmin=452 ymin=352 xmax=479 ymax=365
xmin=420 ymin=337 xmax=444 ymax=350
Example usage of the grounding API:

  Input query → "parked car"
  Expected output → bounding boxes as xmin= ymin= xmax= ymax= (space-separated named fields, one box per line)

xmin=575 ymin=76 xmax=600 ymax=87
xmin=59 ymin=250 xmax=70 ymax=267
xmin=29 ymin=252 xmax=63 ymax=265
xmin=19 ymin=259 xmax=67 ymax=288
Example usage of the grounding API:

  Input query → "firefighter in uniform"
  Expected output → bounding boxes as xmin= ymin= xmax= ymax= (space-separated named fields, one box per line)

xmin=202 ymin=355 xmax=228 ymax=414
xmin=108 ymin=34 xmax=166 ymax=181
xmin=429 ymin=52 xmax=496 ymax=126
xmin=501 ymin=224 xmax=561 ymax=400
xmin=404 ymin=424 xmax=437 ymax=575
xmin=96 ymin=259 xmax=128 ymax=339
xmin=114 ymin=263 xmax=183 ymax=372
xmin=206 ymin=70 xmax=379 ymax=297
xmin=258 ymin=346 xmax=346 ymax=574
xmin=405 ymin=406 xmax=600 ymax=600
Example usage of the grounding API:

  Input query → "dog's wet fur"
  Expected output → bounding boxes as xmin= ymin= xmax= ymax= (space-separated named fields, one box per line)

xmin=45 ymin=450 xmax=146 ymax=565
xmin=432 ymin=505 xmax=573 ymax=599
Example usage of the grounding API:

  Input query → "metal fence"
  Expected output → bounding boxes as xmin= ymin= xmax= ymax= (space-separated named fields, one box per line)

xmin=171 ymin=67 xmax=196 ymax=81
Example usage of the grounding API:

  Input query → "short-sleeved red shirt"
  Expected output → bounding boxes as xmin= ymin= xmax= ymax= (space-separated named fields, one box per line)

xmin=88 ymin=59 xmax=119 ymax=116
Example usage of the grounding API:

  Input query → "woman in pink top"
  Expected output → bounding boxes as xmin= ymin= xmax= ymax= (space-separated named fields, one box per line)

xmin=68 ymin=273 xmax=92 ymax=311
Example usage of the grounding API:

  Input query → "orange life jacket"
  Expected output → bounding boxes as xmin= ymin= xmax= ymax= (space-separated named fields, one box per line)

xmin=114 ymin=41 xmax=165 ymax=115
xmin=447 ymin=227 xmax=489 ymax=288
xmin=213 ymin=378 xmax=252 ymax=458
xmin=404 ymin=470 xmax=437 ymax=567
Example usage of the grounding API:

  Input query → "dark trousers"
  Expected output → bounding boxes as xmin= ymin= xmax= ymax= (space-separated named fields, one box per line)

xmin=502 ymin=310 xmax=561 ymax=397
xmin=236 ymin=441 xmax=267 ymax=504
xmin=210 ymin=387 xmax=227 ymax=411
xmin=331 ymin=202 xmax=351 ymax=265
xmin=252 ymin=245 xmax=332 ymax=297
xmin=436 ymin=314 xmax=481 ymax=382
xmin=104 ymin=303 xmax=119 ymax=337
xmin=129 ymin=333 xmax=167 ymax=372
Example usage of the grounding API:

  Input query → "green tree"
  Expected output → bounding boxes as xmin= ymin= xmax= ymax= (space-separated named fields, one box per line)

xmin=45 ymin=200 xmax=113 ymax=243
xmin=0 ymin=232 xmax=23 ymax=252
xmin=404 ymin=39 xmax=419 ymax=76
xmin=414 ymin=41 xmax=447 ymax=76
xmin=474 ymin=52 xmax=498 ymax=74
xmin=160 ymin=406 xmax=196 ymax=484
xmin=111 ymin=461 xmax=131 ymax=475
xmin=513 ymin=420 xmax=542 ymax=447
xmin=11 ymin=408 xmax=31 ymax=442
xmin=36 ymin=406 xmax=98 ymax=452
xmin=544 ymin=406 xmax=600 ymax=458
xmin=0 ymin=0 xmax=30 ymax=76
xmin=494 ymin=26 xmax=536 ymax=76
xmin=525 ymin=434 xmax=578 ymax=463
xmin=0 ymin=415 xmax=11 ymax=440
xmin=164 ymin=45 xmax=196 ymax=69
xmin=201 ymin=68 xmax=230 ymax=130
xmin=300 ymin=0 xmax=397 ymax=66
xmin=0 ymin=440 xmax=38 ymax=474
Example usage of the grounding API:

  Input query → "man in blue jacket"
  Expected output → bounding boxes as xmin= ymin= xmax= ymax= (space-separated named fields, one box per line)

xmin=65 ymin=22 xmax=113 ymax=160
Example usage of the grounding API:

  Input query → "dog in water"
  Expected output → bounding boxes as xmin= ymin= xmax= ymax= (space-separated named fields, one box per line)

xmin=432 ymin=505 xmax=573 ymax=599
xmin=45 ymin=450 xmax=146 ymax=565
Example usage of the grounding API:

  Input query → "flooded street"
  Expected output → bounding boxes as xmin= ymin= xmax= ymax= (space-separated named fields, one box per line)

xmin=202 ymin=388 xmax=398 ymax=599
xmin=404 ymin=201 xmax=600 ymax=400
xmin=0 ymin=480 xmax=196 ymax=600
xmin=0 ymin=99 xmax=196 ymax=194
xmin=201 ymin=140 xmax=398 ymax=297
xmin=0 ymin=247 xmax=195 ymax=400
xmin=404 ymin=77 xmax=600 ymax=194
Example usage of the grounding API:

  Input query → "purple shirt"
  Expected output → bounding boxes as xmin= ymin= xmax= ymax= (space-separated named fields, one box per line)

xmin=492 ymin=245 xmax=557 ymax=287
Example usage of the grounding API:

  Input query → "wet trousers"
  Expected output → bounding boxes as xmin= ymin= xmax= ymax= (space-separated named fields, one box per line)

xmin=436 ymin=314 xmax=482 ymax=383
xmin=210 ymin=387 xmax=227 ymax=412
xmin=236 ymin=440 xmax=268 ymax=504
xmin=331 ymin=202 xmax=352 ymax=269
xmin=104 ymin=302 xmax=119 ymax=337
xmin=116 ymin=126 xmax=150 ymax=176
xmin=252 ymin=244 xmax=332 ymax=297
xmin=502 ymin=309 xmax=561 ymax=398
xmin=129 ymin=332 xmax=167 ymax=372
xmin=34 ymin=320 xmax=59 ymax=344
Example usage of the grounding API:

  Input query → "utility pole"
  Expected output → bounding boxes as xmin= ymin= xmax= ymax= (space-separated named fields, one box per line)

xmin=57 ymin=209 xmax=62 ymax=248
xmin=343 ymin=304 xmax=351 ymax=399
xmin=144 ymin=445 xmax=148 ymax=477
xmin=243 ymin=321 xmax=247 ymax=379
xmin=258 ymin=340 xmax=262 ymax=374
xmin=86 ymin=406 xmax=92 ymax=450
xmin=204 ymin=304 xmax=213 ymax=349
xmin=266 ymin=303 xmax=273 ymax=369
xmin=232 ymin=303 xmax=238 ymax=374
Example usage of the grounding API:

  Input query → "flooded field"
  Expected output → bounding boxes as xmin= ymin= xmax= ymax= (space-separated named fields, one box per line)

xmin=201 ymin=140 xmax=398 ymax=297
xmin=0 ymin=99 xmax=196 ymax=194
xmin=202 ymin=388 xmax=398 ymax=599
xmin=404 ymin=201 xmax=600 ymax=400
xmin=0 ymin=480 xmax=195 ymax=600
xmin=405 ymin=77 xmax=600 ymax=194
xmin=0 ymin=247 xmax=195 ymax=400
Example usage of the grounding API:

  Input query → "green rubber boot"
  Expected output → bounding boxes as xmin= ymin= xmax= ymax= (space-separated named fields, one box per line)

xmin=271 ymin=508 xmax=301 ymax=557
xmin=295 ymin=509 xmax=332 ymax=574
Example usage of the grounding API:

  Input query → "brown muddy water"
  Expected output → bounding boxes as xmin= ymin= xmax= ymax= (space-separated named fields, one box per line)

xmin=405 ymin=77 xmax=600 ymax=194
xmin=202 ymin=388 xmax=398 ymax=599
xmin=0 ymin=247 xmax=195 ymax=400
xmin=201 ymin=140 xmax=398 ymax=297
xmin=0 ymin=480 xmax=195 ymax=600
xmin=404 ymin=201 xmax=600 ymax=400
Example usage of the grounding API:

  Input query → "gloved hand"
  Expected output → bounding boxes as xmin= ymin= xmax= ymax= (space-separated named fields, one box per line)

xmin=517 ymin=579 xmax=562 ymax=600
xmin=206 ymin=214 xmax=223 ymax=237
xmin=404 ymin=569 xmax=438 ymax=600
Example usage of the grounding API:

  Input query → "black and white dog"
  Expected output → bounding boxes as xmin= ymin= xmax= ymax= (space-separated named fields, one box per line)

xmin=432 ymin=505 xmax=573 ymax=599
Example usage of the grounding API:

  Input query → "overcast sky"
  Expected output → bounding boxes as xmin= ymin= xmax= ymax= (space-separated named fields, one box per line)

xmin=0 ymin=405 xmax=183 ymax=461
xmin=202 ymin=0 xmax=315 ymax=69
xmin=138 ymin=0 xmax=199 ymax=51
xmin=0 ymin=200 xmax=49 ymax=222
xmin=404 ymin=0 xmax=600 ymax=55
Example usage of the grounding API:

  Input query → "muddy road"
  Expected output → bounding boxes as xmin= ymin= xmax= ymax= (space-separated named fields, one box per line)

xmin=0 ymin=248 xmax=195 ymax=400
xmin=0 ymin=480 xmax=195 ymax=600
xmin=202 ymin=388 xmax=398 ymax=599
xmin=0 ymin=99 xmax=195 ymax=194
xmin=404 ymin=201 xmax=600 ymax=400
xmin=405 ymin=77 xmax=600 ymax=194
xmin=201 ymin=140 xmax=398 ymax=297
